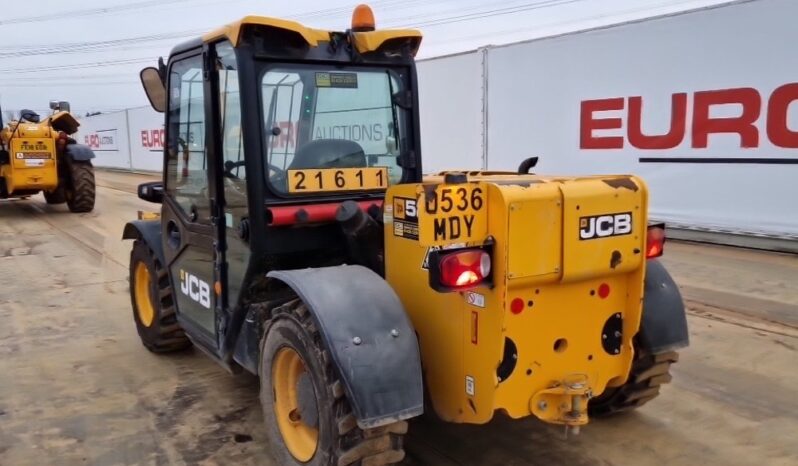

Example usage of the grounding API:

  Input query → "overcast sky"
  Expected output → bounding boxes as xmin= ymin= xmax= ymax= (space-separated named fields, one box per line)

xmin=0 ymin=0 xmax=734 ymax=116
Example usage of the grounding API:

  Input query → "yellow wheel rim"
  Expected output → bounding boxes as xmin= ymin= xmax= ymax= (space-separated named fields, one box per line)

xmin=272 ymin=347 xmax=319 ymax=462
xmin=133 ymin=262 xmax=155 ymax=327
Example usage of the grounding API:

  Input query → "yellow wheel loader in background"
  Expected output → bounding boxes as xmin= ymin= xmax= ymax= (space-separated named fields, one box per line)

xmin=0 ymin=101 xmax=96 ymax=212
xmin=124 ymin=5 xmax=689 ymax=465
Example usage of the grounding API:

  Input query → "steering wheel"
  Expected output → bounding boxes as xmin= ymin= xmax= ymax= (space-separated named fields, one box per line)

xmin=223 ymin=160 xmax=246 ymax=179
xmin=268 ymin=163 xmax=287 ymax=177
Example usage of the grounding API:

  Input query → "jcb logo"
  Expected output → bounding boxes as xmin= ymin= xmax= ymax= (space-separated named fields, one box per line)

xmin=579 ymin=212 xmax=633 ymax=240
xmin=179 ymin=269 xmax=211 ymax=309
xmin=393 ymin=197 xmax=417 ymax=220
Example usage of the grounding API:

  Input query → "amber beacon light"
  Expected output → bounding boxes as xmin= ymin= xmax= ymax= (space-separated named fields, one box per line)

xmin=352 ymin=4 xmax=376 ymax=31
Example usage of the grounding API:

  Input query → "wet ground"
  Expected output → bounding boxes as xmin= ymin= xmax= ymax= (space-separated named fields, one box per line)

xmin=0 ymin=170 xmax=796 ymax=466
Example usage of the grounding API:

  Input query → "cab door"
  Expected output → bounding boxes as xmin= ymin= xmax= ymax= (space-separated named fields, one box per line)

xmin=161 ymin=51 xmax=219 ymax=349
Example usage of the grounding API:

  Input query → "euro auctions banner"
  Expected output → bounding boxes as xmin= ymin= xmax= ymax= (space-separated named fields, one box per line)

xmin=76 ymin=111 xmax=129 ymax=169
xmin=77 ymin=106 xmax=163 ymax=172
xmin=127 ymin=106 xmax=165 ymax=172
xmin=483 ymin=0 xmax=798 ymax=237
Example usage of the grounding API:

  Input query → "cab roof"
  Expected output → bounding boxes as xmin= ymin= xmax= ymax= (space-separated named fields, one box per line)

xmin=169 ymin=15 xmax=422 ymax=57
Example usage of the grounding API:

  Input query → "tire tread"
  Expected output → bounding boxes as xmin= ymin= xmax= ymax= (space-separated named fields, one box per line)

xmin=589 ymin=349 xmax=679 ymax=417
xmin=66 ymin=161 xmax=95 ymax=213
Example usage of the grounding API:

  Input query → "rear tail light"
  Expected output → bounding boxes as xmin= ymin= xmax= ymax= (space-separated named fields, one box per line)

xmin=429 ymin=247 xmax=492 ymax=292
xmin=646 ymin=223 xmax=666 ymax=258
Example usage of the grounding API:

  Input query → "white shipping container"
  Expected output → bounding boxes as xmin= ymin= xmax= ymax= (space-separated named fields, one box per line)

xmin=479 ymin=0 xmax=797 ymax=237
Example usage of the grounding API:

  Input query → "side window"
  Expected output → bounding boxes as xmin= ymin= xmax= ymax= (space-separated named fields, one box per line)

xmin=217 ymin=42 xmax=247 ymax=215
xmin=216 ymin=42 xmax=249 ymax=309
xmin=263 ymin=72 xmax=303 ymax=172
xmin=166 ymin=55 xmax=209 ymax=222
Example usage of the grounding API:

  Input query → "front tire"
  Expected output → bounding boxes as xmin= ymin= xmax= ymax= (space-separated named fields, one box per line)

xmin=65 ymin=160 xmax=95 ymax=212
xmin=129 ymin=240 xmax=191 ymax=353
xmin=260 ymin=300 xmax=407 ymax=466
xmin=589 ymin=349 xmax=679 ymax=416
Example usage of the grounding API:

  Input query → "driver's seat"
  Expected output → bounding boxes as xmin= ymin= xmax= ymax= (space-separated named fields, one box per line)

xmin=289 ymin=139 xmax=366 ymax=170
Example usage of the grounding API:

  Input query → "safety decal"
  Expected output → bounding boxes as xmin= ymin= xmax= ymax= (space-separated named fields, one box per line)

xmin=465 ymin=375 xmax=475 ymax=396
xmin=393 ymin=196 xmax=419 ymax=241
xmin=465 ymin=292 xmax=485 ymax=308
xmin=315 ymin=72 xmax=358 ymax=88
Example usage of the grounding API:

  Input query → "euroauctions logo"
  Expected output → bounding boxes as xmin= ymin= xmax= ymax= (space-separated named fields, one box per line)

xmin=84 ymin=129 xmax=118 ymax=151
xmin=141 ymin=128 xmax=165 ymax=149
xmin=580 ymin=83 xmax=798 ymax=154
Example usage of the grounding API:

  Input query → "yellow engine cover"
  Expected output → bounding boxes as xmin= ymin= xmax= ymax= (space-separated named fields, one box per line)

xmin=1 ymin=122 xmax=59 ymax=194
xmin=384 ymin=173 xmax=649 ymax=426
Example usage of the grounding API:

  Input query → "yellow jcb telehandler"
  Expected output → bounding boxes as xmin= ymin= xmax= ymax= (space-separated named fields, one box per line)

xmin=0 ymin=101 xmax=96 ymax=212
xmin=124 ymin=5 xmax=689 ymax=465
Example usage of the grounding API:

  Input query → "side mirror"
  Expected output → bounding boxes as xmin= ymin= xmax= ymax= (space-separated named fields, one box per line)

xmin=140 ymin=67 xmax=166 ymax=113
xmin=138 ymin=181 xmax=164 ymax=203
xmin=49 ymin=100 xmax=59 ymax=110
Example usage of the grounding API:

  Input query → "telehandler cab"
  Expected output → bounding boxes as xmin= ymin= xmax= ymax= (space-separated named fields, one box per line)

xmin=0 ymin=101 xmax=96 ymax=211
xmin=124 ymin=5 xmax=689 ymax=465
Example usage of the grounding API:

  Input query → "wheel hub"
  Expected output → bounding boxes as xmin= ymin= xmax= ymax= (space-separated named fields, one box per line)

xmin=272 ymin=347 xmax=319 ymax=462
xmin=133 ymin=261 xmax=155 ymax=327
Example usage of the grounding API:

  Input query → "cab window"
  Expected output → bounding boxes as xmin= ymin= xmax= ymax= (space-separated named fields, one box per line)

xmin=261 ymin=66 xmax=406 ymax=195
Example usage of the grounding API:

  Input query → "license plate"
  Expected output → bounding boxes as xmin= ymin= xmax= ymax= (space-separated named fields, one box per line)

xmin=287 ymin=167 xmax=388 ymax=193
xmin=417 ymin=182 xmax=488 ymax=247
xmin=20 ymin=144 xmax=47 ymax=151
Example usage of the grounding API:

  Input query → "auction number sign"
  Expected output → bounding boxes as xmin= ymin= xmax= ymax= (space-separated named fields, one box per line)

xmin=287 ymin=167 xmax=388 ymax=193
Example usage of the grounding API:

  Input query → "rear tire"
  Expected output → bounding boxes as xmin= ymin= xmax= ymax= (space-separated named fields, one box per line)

xmin=260 ymin=300 xmax=407 ymax=466
xmin=65 ymin=161 xmax=95 ymax=212
xmin=589 ymin=350 xmax=679 ymax=416
xmin=129 ymin=240 xmax=191 ymax=353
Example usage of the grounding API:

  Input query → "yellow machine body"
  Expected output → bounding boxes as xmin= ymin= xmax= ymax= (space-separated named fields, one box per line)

xmin=0 ymin=111 xmax=78 ymax=196
xmin=384 ymin=173 xmax=649 ymax=426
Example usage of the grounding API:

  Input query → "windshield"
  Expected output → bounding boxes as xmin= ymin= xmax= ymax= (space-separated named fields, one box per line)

xmin=261 ymin=65 xmax=407 ymax=195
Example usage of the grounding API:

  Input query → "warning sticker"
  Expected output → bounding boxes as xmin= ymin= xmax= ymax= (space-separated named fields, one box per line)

xmin=465 ymin=292 xmax=485 ymax=308
xmin=315 ymin=72 xmax=358 ymax=88
xmin=394 ymin=220 xmax=418 ymax=240
xmin=465 ymin=375 xmax=475 ymax=396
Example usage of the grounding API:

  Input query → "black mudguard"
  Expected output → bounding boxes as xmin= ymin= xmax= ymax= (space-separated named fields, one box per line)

xmin=638 ymin=259 xmax=690 ymax=354
xmin=267 ymin=265 xmax=424 ymax=429
xmin=122 ymin=220 xmax=164 ymax=265
xmin=64 ymin=143 xmax=96 ymax=161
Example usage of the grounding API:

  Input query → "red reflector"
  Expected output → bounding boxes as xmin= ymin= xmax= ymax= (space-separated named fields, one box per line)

xmin=646 ymin=225 xmax=666 ymax=258
xmin=439 ymin=250 xmax=491 ymax=290
xmin=510 ymin=298 xmax=524 ymax=314
xmin=598 ymin=283 xmax=610 ymax=299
